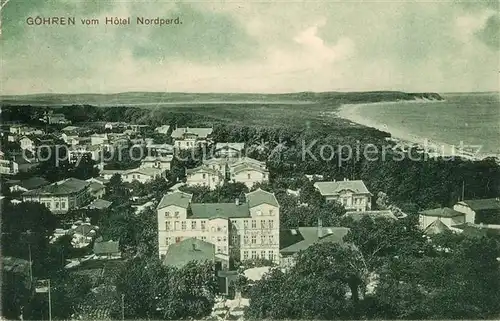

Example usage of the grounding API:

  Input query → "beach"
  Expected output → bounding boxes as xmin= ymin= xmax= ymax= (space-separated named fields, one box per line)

xmin=336 ymin=98 xmax=494 ymax=159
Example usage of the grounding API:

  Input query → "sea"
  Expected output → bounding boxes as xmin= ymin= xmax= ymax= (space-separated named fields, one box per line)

xmin=338 ymin=92 xmax=500 ymax=157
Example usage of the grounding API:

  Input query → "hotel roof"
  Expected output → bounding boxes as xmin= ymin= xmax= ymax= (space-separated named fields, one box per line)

xmin=231 ymin=162 xmax=268 ymax=174
xmin=215 ymin=142 xmax=245 ymax=151
xmin=186 ymin=165 xmax=221 ymax=176
xmin=157 ymin=191 xmax=193 ymax=209
xmin=245 ymin=188 xmax=279 ymax=208
xmin=314 ymin=180 xmax=371 ymax=196
xmin=189 ymin=203 xmax=250 ymax=219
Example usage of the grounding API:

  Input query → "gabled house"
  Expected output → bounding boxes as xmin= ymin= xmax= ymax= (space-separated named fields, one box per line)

xmin=22 ymin=178 xmax=91 ymax=214
xmin=186 ymin=165 xmax=224 ymax=190
xmin=86 ymin=178 xmax=106 ymax=199
xmin=314 ymin=179 xmax=372 ymax=211
xmin=453 ymin=198 xmax=500 ymax=224
xmin=140 ymin=155 xmax=173 ymax=171
xmin=157 ymin=188 xmax=280 ymax=263
xmin=93 ymin=236 xmax=121 ymax=259
xmin=123 ymin=167 xmax=165 ymax=184
xmin=48 ymin=113 xmax=70 ymax=124
xmin=215 ymin=143 xmax=245 ymax=158
xmin=8 ymin=176 xmax=49 ymax=193
xmin=280 ymin=223 xmax=350 ymax=268
xmin=171 ymin=127 xmax=213 ymax=149
xmin=154 ymin=125 xmax=171 ymax=134
xmin=229 ymin=161 xmax=269 ymax=189
xmin=418 ymin=207 xmax=465 ymax=231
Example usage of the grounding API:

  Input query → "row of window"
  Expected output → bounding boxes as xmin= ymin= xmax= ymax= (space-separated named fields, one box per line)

xmin=242 ymin=219 xmax=275 ymax=229
xmin=243 ymin=234 xmax=275 ymax=245
xmin=165 ymin=235 xmax=228 ymax=245
xmin=242 ymin=250 xmax=275 ymax=261
xmin=166 ymin=220 xmax=224 ymax=231
xmin=41 ymin=201 xmax=67 ymax=210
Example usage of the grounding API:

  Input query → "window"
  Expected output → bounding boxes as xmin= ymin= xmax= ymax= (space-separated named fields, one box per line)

xmin=269 ymin=209 xmax=274 ymax=216
xmin=247 ymin=173 xmax=251 ymax=179
xmin=244 ymin=220 xmax=248 ymax=229
xmin=261 ymin=250 xmax=266 ymax=258
xmin=223 ymin=236 xmax=227 ymax=242
xmin=201 ymin=236 xmax=207 ymax=241
xmin=260 ymin=220 xmax=266 ymax=228
xmin=165 ymin=211 xmax=170 ymax=217
xmin=166 ymin=237 xmax=171 ymax=245
xmin=202 ymin=173 xmax=206 ymax=179
xmin=165 ymin=222 xmax=171 ymax=231
xmin=261 ymin=235 xmax=266 ymax=244
xmin=217 ymin=226 xmax=222 ymax=232
xmin=269 ymin=235 xmax=274 ymax=244
xmin=251 ymin=235 xmax=256 ymax=244
xmin=212 ymin=177 xmax=215 ymax=182
xmin=243 ymin=251 xmax=249 ymax=260
xmin=61 ymin=202 xmax=66 ymax=209
xmin=244 ymin=235 xmax=249 ymax=244
xmin=55 ymin=202 xmax=59 ymax=209
xmin=174 ymin=221 xmax=179 ymax=230
xmin=191 ymin=221 xmax=197 ymax=230
xmin=268 ymin=250 xmax=274 ymax=261
xmin=217 ymin=237 xmax=221 ymax=242
xmin=201 ymin=221 xmax=206 ymax=230
xmin=174 ymin=211 xmax=179 ymax=218
xmin=251 ymin=220 xmax=256 ymax=228
xmin=251 ymin=251 xmax=257 ymax=259
xmin=232 ymin=235 xmax=238 ymax=244
xmin=181 ymin=221 xmax=186 ymax=231
xmin=269 ymin=220 xmax=274 ymax=229
xmin=217 ymin=246 xmax=221 ymax=253
xmin=175 ymin=237 xmax=182 ymax=243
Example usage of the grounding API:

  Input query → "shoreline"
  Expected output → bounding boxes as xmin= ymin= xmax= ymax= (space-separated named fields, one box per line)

xmin=335 ymin=99 xmax=492 ymax=160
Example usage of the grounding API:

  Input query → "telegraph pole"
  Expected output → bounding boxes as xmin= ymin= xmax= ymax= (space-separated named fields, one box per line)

xmin=121 ymin=294 xmax=125 ymax=320
xmin=48 ymin=279 xmax=52 ymax=321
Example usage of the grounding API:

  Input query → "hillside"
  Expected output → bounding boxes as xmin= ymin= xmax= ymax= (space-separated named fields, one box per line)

xmin=0 ymin=91 xmax=443 ymax=107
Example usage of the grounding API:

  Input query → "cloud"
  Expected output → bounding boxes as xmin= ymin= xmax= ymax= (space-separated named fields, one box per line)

xmin=0 ymin=1 xmax=498 ymax=94
xmin=475 ymin=14 xmax=500 ymax=49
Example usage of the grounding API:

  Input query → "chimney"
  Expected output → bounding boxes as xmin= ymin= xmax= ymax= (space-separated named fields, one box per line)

xmin=317 ymin=218 xmax=323 ymax=238
xmin=235 ymin=198 xmax=240 ymax=206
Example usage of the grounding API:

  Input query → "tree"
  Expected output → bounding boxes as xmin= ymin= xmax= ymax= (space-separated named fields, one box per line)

xmin=1 ymin=202 xmax=58 ymax=275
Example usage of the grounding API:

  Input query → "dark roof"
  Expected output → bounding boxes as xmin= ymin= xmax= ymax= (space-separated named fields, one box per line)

xmin=459 ymin=198 xmax=500 ymax=211
xmin=231 ymin=162 xmax=268 ymax=174
xmin=189 ymin=203 xmax=250 ymax=219
xmin=84 ymin=199 xmax=112 ymax=210
xmin=164 ymin=238 xmax=215 ymax=268
xmin=89 ymin=182 xmax=105 ymax=192
xmin=345 ymin=210 xmax=397 ymax=221
xmin=419 ymin=207 xmax=464 ymax=218
xmin=171 ymin=127 xmax=213 ymax=139
xmin=280 ymin=227 xmax=350 ymax=255
xmin=157 ymin=191 xmax=192 ymax=209
xmin=245 ymin=189 xmax=279 ymax=208
xmin=23 ymin=178 xmax=89 ymax=196
xmin=93 ymin=237 xmax=120 ymax=255
xmin=16 ymin=176 xmax=49 ymax=190
xmin=424 ymin=219 xmax=450 ymax=235
xmin=314 ymin=180 xmax=371 ymax=196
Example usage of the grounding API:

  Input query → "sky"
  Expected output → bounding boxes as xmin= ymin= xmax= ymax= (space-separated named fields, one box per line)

xmin=0 ymin=0 xmax=499 ymax=94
